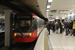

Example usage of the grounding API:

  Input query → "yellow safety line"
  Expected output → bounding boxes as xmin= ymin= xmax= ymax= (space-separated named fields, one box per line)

xmin=44 ymin=30 xmax=49 ymax=50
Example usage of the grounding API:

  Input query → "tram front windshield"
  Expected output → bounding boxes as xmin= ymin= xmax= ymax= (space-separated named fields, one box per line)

xmin=14 ymin=19 xmax=32 ymax=33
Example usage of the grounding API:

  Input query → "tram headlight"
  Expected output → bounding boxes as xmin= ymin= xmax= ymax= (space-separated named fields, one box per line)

xmin=29 ymin=33 xmax=32 ymax=36
xmin=14 ymin=33 xmax=17 ymax=37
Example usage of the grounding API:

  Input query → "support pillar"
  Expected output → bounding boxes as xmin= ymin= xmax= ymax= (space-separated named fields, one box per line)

xmin=67 ymin=14 xmax=71 ymax=22
xmin=71 ymin=12 xmax=74 ymax=21
xmin=5 ymin=10 xmax=12 ymax=46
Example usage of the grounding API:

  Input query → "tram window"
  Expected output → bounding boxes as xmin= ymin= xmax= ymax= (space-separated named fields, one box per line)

xmin=20 ymin=20 xmax=26 ymax=27
xmin=15 ymin=23 xmax=18 ymax=29
xmin=14 ymin=20 xmax=32 ymax=32
xmin=26 ymin=20 xmax=31 ymax=26
xmin=20 ymin=20 xmax=31 ymax=27
xmin=32 ymin=18 xmax=37 ymax=31
xmin=15 ymin=20 xmax=31 ymax=28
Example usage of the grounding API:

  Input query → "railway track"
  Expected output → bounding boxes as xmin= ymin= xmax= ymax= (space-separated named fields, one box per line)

xmin=7 ymin=41 xmax=36 ymax=50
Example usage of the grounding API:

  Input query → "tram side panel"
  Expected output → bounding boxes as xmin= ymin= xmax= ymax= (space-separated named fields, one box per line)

xmin=37 ymin=17 xmax=44 ymax=36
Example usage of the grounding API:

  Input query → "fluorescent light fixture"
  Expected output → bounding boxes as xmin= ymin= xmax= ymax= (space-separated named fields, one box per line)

xmin=48 ymin=0 xmax=52 ymax=2
xmin=46 ymin=12 xmax=49 ymax=21
xmin=56 ymin=16 xmax=59 ymax=19
xmin=46 ymin=10 xmax=49 ymax=11
xmin=62 ymin=17 xmax=65 ymax=19
xmin=47 ymin=5 xmax=50 ymax=8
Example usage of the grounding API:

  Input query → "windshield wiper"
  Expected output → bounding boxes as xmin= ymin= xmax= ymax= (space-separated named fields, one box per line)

xmin=18 ymin=21 xmax=23 ymax=35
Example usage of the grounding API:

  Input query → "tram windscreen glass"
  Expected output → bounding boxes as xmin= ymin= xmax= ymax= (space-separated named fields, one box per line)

xmin=14 ymin=19 xmax=33 ymax=33
xmin=20 ymin=20 xmax=31 ymax=27
xmin=14 ymin=15 xmax=37 ymax=33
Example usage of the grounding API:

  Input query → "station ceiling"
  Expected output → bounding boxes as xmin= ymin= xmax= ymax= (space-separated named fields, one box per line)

xmin=37 ymin=0 xmax=47 ymax=18
xmin=50 ymin=0 xmax=75 ymax=18
xmin=37 ymin=0 xmax=75 ymax=20
xmin=0 ymin=0 xmax=48 ymax=21
xmin=0 ymin=0 xmax=75 ymax=21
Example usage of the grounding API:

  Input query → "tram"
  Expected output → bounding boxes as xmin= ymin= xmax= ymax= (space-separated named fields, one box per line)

xmin=13 ymin=13 xmax=44 ymax=42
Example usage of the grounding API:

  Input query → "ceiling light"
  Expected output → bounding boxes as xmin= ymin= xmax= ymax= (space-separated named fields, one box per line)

xmin=56 ymin=17 xmax=59 ymax=19
xmin=47 ymin=5 xmax=50 ymax=8
xmin=46 ymin=10 xmax=49 ymax=11
xmin=48 ymin=0 xmax=52 ymax=2
xmin=62 ymin=17 xmax=65 ymax=19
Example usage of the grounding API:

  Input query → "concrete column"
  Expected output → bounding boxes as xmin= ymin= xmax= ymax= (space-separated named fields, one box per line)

xmin=71 ymin=16 xmax=73 ymax=20
xmin=71 ymin=12 xmax=74 ymax=20
xmin=73 ymin=15 xmax=75 ymax=20
xmin=67 ymin=14 xmax=71 ymax=22
xmin=5 ymin=10 xmax=12 ymax=46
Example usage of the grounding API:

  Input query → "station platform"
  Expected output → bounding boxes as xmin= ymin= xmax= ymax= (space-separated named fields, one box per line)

xmin=34 ymin=28 xmax=75 ymax=50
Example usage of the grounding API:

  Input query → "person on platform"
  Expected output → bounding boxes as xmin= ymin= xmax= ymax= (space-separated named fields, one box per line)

xmin=46 ymin=22 xmax=51 ymax=35
xmin=64 ymin=21 xmax=69 ymax=35
xmin=53 ymin=21 xmax=55 ymax=32
xmin=70 ymin=20 xmax=73 ymax=36
xmin=59 ymin=21 xmax=63 ymax=33
xmin=55 ymin=22 xmax=59 ymax=33
xmin=71 ymin=20 xmax=75 ymax=36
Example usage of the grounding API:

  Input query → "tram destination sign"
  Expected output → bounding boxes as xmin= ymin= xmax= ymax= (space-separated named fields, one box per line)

xmin=16 ymin=15 xmax=31 ymax=19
